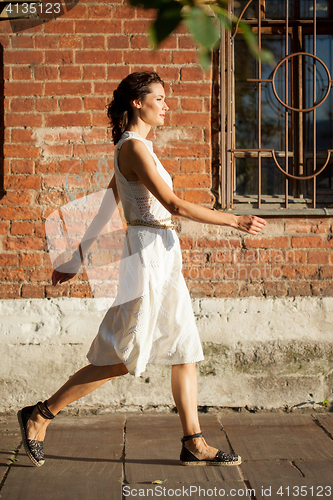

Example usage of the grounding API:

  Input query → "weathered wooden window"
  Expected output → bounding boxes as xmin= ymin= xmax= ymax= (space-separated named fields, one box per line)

xmin=220 ymin=0 xmax=333 ymax=213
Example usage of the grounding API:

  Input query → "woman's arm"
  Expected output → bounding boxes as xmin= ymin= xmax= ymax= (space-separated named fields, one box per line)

xmin=119 ymin=140 xmax=266 ymax=235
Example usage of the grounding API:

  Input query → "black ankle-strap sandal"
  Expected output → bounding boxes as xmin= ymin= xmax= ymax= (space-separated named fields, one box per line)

xmin=180 ymin=432 xmax=242 ymax=466
xmin=17 ymin=400 xmax=55 ymax=467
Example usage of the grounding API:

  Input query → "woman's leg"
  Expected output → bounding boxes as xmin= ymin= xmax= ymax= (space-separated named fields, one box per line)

xmin=171 ymin=363 xmax=218 ymax=460
xmin=26 ymin=363 xmax=128 ymax=442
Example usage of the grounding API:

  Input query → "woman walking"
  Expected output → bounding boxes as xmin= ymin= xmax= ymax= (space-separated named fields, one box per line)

xmin=18 ymin=71 xmax=265 ymax=468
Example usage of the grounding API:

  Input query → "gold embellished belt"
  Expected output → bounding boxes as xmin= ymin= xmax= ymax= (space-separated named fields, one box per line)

xmin=127 ymin=219 xmax=175 ymax=230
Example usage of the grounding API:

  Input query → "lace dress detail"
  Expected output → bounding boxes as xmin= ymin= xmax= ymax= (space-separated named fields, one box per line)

xmin=87 ymin=131 xmax=204 ymax=376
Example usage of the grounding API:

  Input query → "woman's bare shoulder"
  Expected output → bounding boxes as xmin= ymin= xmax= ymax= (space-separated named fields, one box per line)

xmin=118 ymin=138 xmax=153 ymax=181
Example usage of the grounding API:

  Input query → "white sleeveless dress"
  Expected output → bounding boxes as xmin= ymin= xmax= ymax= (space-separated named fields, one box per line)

xmin=87 ymin=131 xmax=204 ymax=376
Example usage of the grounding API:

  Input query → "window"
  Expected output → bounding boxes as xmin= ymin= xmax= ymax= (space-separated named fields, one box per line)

xmin=219 ymin=0 xmax=333 ymax=212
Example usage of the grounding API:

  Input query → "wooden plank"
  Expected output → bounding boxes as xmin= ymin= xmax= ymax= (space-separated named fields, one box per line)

xmin=1 ymin=414 xmax=124 ymax=500
xmin=125 ymin=414 xmax=242 ymax=484
xmin=219 ymin=413 xmax=333 ymax=461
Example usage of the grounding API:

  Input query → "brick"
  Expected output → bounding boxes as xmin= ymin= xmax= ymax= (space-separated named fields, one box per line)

xmin=29 ymin=268 xmax=53 ymax=282
xmin=307 ymin=251 xmax=329 ymax=264
xmin=82 ymin=66 xmax=106 ymax=80
xmin=75 ymin=20 xmax=121 ymax=34
xmin=136 ymin=8 xmax=156 ymax=19
xmin=5 ymin=51 xmax=43 ymax=64
xmin=0 ymin=268 xmax=26 ymax=282
xmin=45 ymin=113 xmax=91 ymax=127
xmin=181 ymin=98 xmax=203 ymax=112
xmin=291 ymin=236 xmax=327 ymax=248
xmin=179 ymin=36 xmax=198 ymax=49
xmin=84 ymin=96 xmax=107 ymax=110
xmin=320 ymin=266 xmax=333 ymax=279
xmin=45 ymin=284 xmax=69 ymax=297
xmin=239 ymin=282 xmax=264 ymax=297
xmin=156 ymin=66 xmax=180 ymax=81
xmin=288 ymin=282 xmax=312 ymax=296
xmin=75 ymin=50 xmax=122 ymax=64
xmin=11 ymin=129 xmax=34 ymax=143
xmin=5 ymin=175 xmax=40 ymax=190
xmin=11 ymin=159 xmax=35 ymax=175
xmin=64 ymin=5 xmax=88 ymax=19
xmin=173 ymin=174 xmax=211 ymax=189
xmin=5 ymin=82 xmax=43 ymax=96
xmin=92 ymin=113 xmax=110 ymax=127
xmin=244 ymin=237 xmax=289 ymax=249
xmin=5 ymin=114 xmax=42 ymax=128
xmin=172 ymin=82 xmax=211 ymax=97
xmin=11 ymin=222 xmax=34 ymax=235
xmin=0 ymin=222 xmax=10 ymax=235
xmin=107 ymin=66 xmax=131 ymax=81
xmin=183 ymin=190 xmax=214 ymax=204
xmin=0 ymin=253 xmax=19 ymax=266
xmin=83 ymin=36 xmax=106 ymax=49
xmin=124 ymin=51 xmax=171 ymax=65
xmin=73 ymin=143 xmax=114 ymax=157
xmin=4 ymin=236 xmax=46 ymax=251
xmin=44 ymin=82 xmax=91 ymax=96
xmin=36 ymin=98 xmax=58 ymax=112
xmin=12 ymin=67 xmax=33 ymax=80
xmin=181 ymin=67 xmax=205 ymax=81
xmin=11 ymin=36 xmax=35 ymax=49
xmin=112 ymin=5 xmax=135 ymax=18
xmin=107 ymin=35 xmax=129 ymax=49
xmin=213 ymin=282 xmax=238 ymax=298
xmin=187 ymin=281 xmax=214 ymax=297
xmin=0 ymin=207 xmax=42 ymax=221
xmin=130 ymin=35 xmax=150 ymax=50
xmin=21 ymin=284 xmax=45 ymax=298
xmin=311 ymin=281 xmax=333 ymax=296
xmin=172 ymin=51 xmax=199 ymax=64
xmin=35 ymin=66 xmax=58 ymax=81
xmin=0 ymin=284 xmax=21 ymax=299
xmin=263 ymin=281 xmax=288 ymax=297
xmin=172 ymin=113 xmax=210 ymax=128
xmin=59 ymin=36 xmax=82 ymax=49
xmin=70 ymin=283 xmax=93 ymax=297
xmin=196 ymin=238 xmax=241 ymax=249
xmin=123 ymin=20 xmax=150 ymax=34
xmin=88 ymin=5 xmax=112 ymax=17
xmin=35 ymin=35 xmax=58 ymax=49
xmin=45 ymin=21 xmax=74 ymax=34
xmin=20 ymin=253 xmax=43 ymax=267
xmin=46 ymin=50 xmax=74 ymax=65
xmin=59 ymin=98 xmax=83 ymax=112
xmin=10 ymin=98 xmax=34 ymax=112
xmin=4 ymin=145 xmax=40 ymax=159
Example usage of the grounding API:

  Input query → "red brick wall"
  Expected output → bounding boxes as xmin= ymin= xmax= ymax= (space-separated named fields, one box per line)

xmin=0 ymin=1 xmax=332 ymax=299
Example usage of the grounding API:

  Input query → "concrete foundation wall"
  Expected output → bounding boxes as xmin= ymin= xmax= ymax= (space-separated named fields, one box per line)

xmin=1 ymin=297 xmax=332 ymax=412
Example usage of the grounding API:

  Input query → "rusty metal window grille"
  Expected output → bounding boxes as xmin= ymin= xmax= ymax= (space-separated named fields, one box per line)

xmin=220 ymin=0 xmax=333 ymax=213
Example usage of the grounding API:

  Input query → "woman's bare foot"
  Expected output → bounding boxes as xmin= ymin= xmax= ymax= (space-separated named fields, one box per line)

xmin=183 ymin=436 xmax=219 ymax=460
xmin=25 ymin=403 xmax=51 ymax=441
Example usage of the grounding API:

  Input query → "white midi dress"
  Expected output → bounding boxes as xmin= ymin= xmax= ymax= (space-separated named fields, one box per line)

xmin=87 ymin=131 xmax=204 ymax=376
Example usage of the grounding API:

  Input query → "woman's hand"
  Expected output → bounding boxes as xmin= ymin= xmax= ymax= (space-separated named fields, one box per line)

xmin=52 ymin=257 xmax=82 ymax=286
xmin=235 ymin=215 xmax=266 ymax=235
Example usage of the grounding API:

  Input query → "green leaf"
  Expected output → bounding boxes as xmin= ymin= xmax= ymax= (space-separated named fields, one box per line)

xmin=185 ymin=7 xmax=220 ymax=52
xmin=149 ymin=1 xmax=183 ymax=48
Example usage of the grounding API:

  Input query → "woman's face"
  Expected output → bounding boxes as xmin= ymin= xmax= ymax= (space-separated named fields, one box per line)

xmin=134 ymin=83 xmax=169 ymax=127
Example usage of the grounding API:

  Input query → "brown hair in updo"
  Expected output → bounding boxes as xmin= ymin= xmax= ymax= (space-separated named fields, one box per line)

xmin=107 ymin=71 xmax=164 ymax=145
